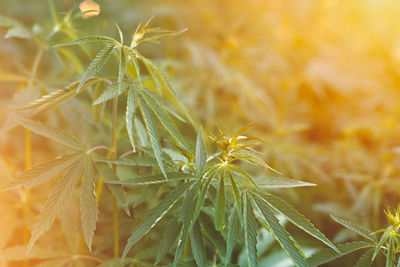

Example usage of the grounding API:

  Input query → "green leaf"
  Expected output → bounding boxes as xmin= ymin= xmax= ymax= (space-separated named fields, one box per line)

xmin=139 ymin=89 xmax=188 ymax=151
xmin=190 ymin=220 xmax=207 ymax=267
xmin=18 ymin=78 xmax=102 ymax=115
xmin=137 ymin=53 xmax=196 ymax=127
xmin=174 ymin=184 xmax=199 ymax=266
xmin=192 ymin=177 xmax=212 ymax=226
xmin=156 ymin=216 xmax=182 ymax=264
xmin=136 ymin=28 xmax=188 ymax=45
xmin=1 ymin=153 xmax=80 ymax=190
xmin=53 ymin=35 xmax=118 ymax=47
xmin=126 ymin=89 xmax=137 ymax=150
xmin=372 ymin=232 xmax=389 ymax=261
xmin=78 ymin=44 xmax=115 ymax=92
xmin=307 ymin=241 xmax=373 ymax=267
xmin=255 ymin=192 xmax=338 ymax=252
xmin=93 ymin=83 xmax=127 ymax=105
xmin=214 ymin=175 xmax=225 ymax=230
xmin=354 ymin=248 xmax=374 ymax=267
xmin=80 ymin=155 xmax=98 ymax=250
xmin=224 ymin=206 xmax=240 ymax=265
xmin=243 ymin=193 xmax=258 ymax=267
xmin=387 ymin=239 xmax=394 ymax=267
xmin=118 ymin=48 xmax=126 ymax=93
xmin=226 ymin=168 xmax=243 ymax=224
xmin=256 ymin=177 xmax=316 ymax=189
xmin=13 ymin=116 xmax=86 ymax=150
xmin=195 ymin=126 xmax=207 ymax=177
xmin=105 ymin=171 xmax=196 ymax=186
xmin=27 ymin=161 xmax=83 ymax=252
xmin=137 ymin=95 xmax=167 ymax=179
xmin=330 ymin=215 xmax=377 ymax=242
xmin=252 ymin=193 xmax=307 ymax=267
xmin=122 ymin=181 xmax=194 ymax=260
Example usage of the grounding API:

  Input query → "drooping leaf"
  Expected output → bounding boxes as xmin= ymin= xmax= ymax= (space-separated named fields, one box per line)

xmin=243 ymin=193 xmax=258 ymax=267
xmin=139 ymin=89 xmax=188 ymax=151
xmin=214 ymin=174 xmax=225 ymax=230
xmin=13 ymin=116 xmax=86 ymax=150
xmin=1 ymin=153 xmax=81 ymax=190
xmin=190 ymin=220 xmax=207 ymax=267
xmin=28 ymin=161 xmax=83 ymax=252
xmin=252 ymin=193 xmax=307 ymax=267
xmin=224 ymin=206 xmax=240 ymax=265
xmin=226 ymin=168 xmax=243 ymax=224
xmin=137 ymin=95 xmax=167 ymax=179
xmin=126 ymin=89 xmax=137 ymax=151
xmin=78 ymin=44 xmax=115 ymax=92
xmin=195 ymin=126 xmax=207 ymax=177
xmin=80 ymin=155 xmax=98 ymax=250
xmin=307 ymin=241 xmax=373 ymax=267
xmin=174 ymin=184 xmax=199 ymax=266
xmin=137 ymin=53 xmax=196 ymax=127
xmin=255 ymin=192 xmax=338 ymax=252
xmin=53 ymin=35 xmax=118 ymax=47
xmin=122 ymin=181 xmax=194 ymax=260
xmin=330 ymin=215 xmax=377 ymax=242
xmin=156 ymin=216 xmax=182 ymax=264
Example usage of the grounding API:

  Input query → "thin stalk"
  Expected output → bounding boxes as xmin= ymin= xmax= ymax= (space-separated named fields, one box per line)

xmin=111 ymin=96 xmax=119 ymax=257
xmin=23 ymin=48 xmax=43 ymax=267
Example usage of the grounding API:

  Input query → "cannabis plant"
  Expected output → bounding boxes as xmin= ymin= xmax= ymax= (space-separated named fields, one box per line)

xmin=0 ymin=3 xmax=343 ymax=267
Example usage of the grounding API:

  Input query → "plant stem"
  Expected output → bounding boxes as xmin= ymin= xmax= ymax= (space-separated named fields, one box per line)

xmin=23 ymin=47 xmax=43 ymax=267
xmin=111 ymin=96 xmax=119 ymax=257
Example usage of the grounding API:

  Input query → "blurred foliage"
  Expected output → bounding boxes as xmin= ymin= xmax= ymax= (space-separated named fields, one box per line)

xmin=1 ymin=0 xmax=400 ymax=266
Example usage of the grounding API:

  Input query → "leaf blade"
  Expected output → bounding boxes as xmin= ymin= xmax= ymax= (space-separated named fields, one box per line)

xmin=122 ymin=181 xmax=194 ymax=260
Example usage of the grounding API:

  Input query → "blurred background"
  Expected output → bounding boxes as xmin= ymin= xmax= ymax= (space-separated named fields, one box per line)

xmin=2 ymin=0 xmax=400 ymax=266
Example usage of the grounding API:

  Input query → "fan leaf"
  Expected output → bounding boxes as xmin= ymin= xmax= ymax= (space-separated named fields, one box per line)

xmin=195 ymin=126 xmax=207 ymax=177
xmin=27 ymin=161 xmax=83 ymax=252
